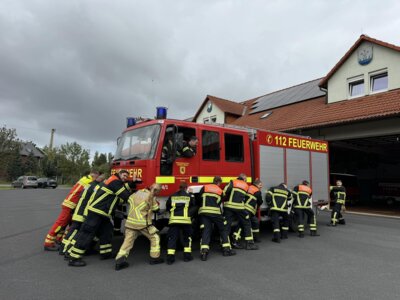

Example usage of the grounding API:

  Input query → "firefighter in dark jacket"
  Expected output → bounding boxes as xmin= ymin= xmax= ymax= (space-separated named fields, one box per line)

xmin=266 ymin=183 xmax=292 ymax=243
xmin=223 ymin=174 xmax=258 ymax=250
xmin=161 ymin=130 xmax=174 ymax=175
xmin=177 ymin=136 xmax=198 ymax=158
xmin=292 ymin=180 xmax=319 ymax=237
xmin=166 ymin=182 xmax=197 ymax=265
xmin=44 ymin=170 xmax=99 ymax=251
xmin=198 ymin=176 xmax=235 ymax=261
xmin=60 ymin=173 xmax=105 ymax=256
xmin=329 ymin=180 xmax=346 ymax=226
xmin=68 ymin=170 xmax=134 ymax=267
xmin=232 ymin=179 xmax=264 ymax=244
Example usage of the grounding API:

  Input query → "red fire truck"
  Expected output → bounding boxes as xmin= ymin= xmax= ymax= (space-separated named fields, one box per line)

xmin=111 ymin=116 xmax=330 ymax=225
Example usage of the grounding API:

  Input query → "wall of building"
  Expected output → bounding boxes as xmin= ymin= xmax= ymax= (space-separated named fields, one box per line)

xmin=328 ymin=42 xmax=400 ymax=103
xmin=195 ymin=101 xmax=225 ymax=124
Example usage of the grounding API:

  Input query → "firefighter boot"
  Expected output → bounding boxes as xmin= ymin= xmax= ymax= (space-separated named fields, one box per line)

xmin=115 ymin=257 xmax=129 ymax=271
xmin=253 ymin=233 xmax=262 ymax=243
xmin=298 ymin=232 xmax=305 ymax=238
xmin=200 ymin=250 xmax=208 ymax=261
xmin=338 ymin=219 xmax=346 ymax=225
xmin=166 ymin=255 xmax=175 ymax=265
xmin=44 ymin=244 xmax=59 ymax=252
xmin=272 ymin=233 xmax=281 ymax=243
xmin=149 ymin=257 xmax=164 ymax=265
xmin=245 ymin=241 xmax=259 ymax=250
xmin=231 ymin=240 xmax=244 ymax=249
xmin=183 ymin=253 xmax=193 ymax=262
xmin=310 ymin=231 xmax=320 ymax=236
xmin=222 ymin=248 xmax=236 ymax=256
xmin=100 ymin=253 xmax=113 ymax=260
xmin=68 ymin=258 xmax=86 ymax=267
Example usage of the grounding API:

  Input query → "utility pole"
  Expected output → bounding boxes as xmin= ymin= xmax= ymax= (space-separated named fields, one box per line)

xmin=49 ymin=128 xmax=56 ymax=150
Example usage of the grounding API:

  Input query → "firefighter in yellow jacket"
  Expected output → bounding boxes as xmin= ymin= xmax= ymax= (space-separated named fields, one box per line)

xmin=115 ymin=183 xmax=163 ymax=270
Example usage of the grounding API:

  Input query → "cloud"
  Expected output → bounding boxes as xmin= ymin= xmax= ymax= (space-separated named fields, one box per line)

xmin=0 ymin=0 xmax=399 ymax=155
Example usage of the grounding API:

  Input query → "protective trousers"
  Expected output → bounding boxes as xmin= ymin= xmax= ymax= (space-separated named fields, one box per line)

xmin=116 ymin=227 xmax=161 ymax=260
xmin=232 ymin=213 xmax=259 ymax=242
xmin=270 ymin=210 xmax=289 ymax=239
xmin=200 ymin=215 xmax=231 ymax=252
xmin=294 ymin=208 xmax=317 ymax=233
xmin=331 ymin=203 xmax=344 ymax=225
xmin=44 ymin=206 xmax=72 ymax=247
xmin=61 ymin=221 xmax=82 ymax=253
xmin=68 ymin=212 xmax=113 ymax=260
xmin=223 ymin=208 xmax=254 ymax=242
xmin=167 ymin=224 xmax=193 ymax=256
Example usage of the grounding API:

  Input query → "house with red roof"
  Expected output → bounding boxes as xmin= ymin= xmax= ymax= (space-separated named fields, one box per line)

xmin=193 ymin=35 xmax=400 ymax=207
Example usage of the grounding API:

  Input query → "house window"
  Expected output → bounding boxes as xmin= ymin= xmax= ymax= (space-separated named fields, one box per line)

xmin=224 ymin=133 xmax=244 ymax=162
xmin=210 ymin=116 xmax=217 ymax=123
xmin=349 ymin=79 xmax=364 ymax=98
xmin=203 ymin=117 xmax=210 ymax=124
xmin=260 ymin=112 xmax=272 ymax=119
xmin=202 ymin=130 xmax=220 ymax=161
xmin=370 ymin=72 xmax=388 ymax=93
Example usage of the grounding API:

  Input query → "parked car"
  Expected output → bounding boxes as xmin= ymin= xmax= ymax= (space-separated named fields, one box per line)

xmin=12 ymin=176 xmax=38 ymax=189
xmin=37 ymin=178 xmax=58 ymax=189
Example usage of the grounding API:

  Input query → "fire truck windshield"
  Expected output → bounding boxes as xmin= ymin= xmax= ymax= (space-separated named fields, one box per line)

xmin=114 ymin=124 xmax=161 ymax=161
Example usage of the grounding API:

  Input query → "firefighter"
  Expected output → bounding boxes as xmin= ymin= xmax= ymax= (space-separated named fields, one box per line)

xmin=44 ymin=170 xmax=100 ymax=251
xmin=177 ymin=136 xmax=198 ymax=158
xmin=329 ymin=180 xmax=346 ymax=226
xmin=68 ymin=170 xmax=134 ymax=267
xmin=161 ymin=130 xmax=175 ymax=175
xmin=60 ymin=173 xmax=105 ymax=256
xmin=166 ymin=182 xmax=197 ymax=265
xmin=115 ymin=183 xmax=163 ymax=271
xmin=223 ymin=174 xmax=258 ymax=250
xmin=198 ymin=176 xmax=235 ymax=261
xmin=292 ymin=180 xmax=319 ymax=237
xmin=232 ymin=179 xmax=264 ymax=244
xmin=266 ymin=183 xmax=292 ymax=243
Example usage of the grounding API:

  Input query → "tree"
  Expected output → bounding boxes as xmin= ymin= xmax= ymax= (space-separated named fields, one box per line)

xmin=6 ymin=148 xmax=24 ymax=180
xmin=57 ymin=142 xmax=90 ymax=184
xmin=0 ymin=126 xmax=20 ymax=180
xmin=92 ymin=151 xmax=111 ymax=176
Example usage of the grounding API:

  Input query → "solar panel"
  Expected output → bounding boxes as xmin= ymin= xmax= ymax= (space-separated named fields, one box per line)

xmin=250 ymin=78 xmax=326 ymax=114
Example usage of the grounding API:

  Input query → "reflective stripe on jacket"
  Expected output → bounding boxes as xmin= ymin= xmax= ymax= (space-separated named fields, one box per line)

xmin=167 ymin=190 xmax=195 ymax=225
xmin=266 ymin=185 xmax=292 ymax=212
xmin=330 ymin=186 xmax=346 ymax=204
xmin=244 ymin=185 xmax=263 ymax=215
xmin=62 ymin=175 xmax=93 ymax=209
xmin=223 ymin=179 xmax=248 ymax=210
xmin=199 ymin=184 xmax=223 ymax=215
xmin=292 ymin=184 xmax=312 ymax=209
xmin=125 ymin=189 xmax=159 ymax=230
xmin=87 ymin=174 xmax=131 ymax=218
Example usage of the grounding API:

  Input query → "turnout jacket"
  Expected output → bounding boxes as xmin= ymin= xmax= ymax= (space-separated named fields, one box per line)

xmin=292 ymin=184 xmax=313 ymax=209
xmin=72 ymin=180 xmax=102 ymax=223
xmin=244 ymin=184 xmax=263 ymax=215
xmin=266 ymin=184 xmax=292 ymax=212
xmin=223 ymin=178 xmax=249 ymax=210
xmin=198 ymin=184 xmax=224 ymax=216
xmin=167 ymin=190 xmax=196 ymax=225
xmin=330 ymin=186 xmax=346 ymax=204
xmin=87 ymin=174 xmax=133 ymax=218
xmin=62 ymin=175 xmax=93 ymax=209
xmin=125 ymin=188 xmax=160 ymax=230
xmin=177 ymin=141 xmax=196 ymax=158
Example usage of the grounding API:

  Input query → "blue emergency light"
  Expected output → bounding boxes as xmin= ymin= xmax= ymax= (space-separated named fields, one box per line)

xmin=156 ymin=107 xmax=167 ymax=119
xmin=126 ymin=117 xmax=136 ymax=127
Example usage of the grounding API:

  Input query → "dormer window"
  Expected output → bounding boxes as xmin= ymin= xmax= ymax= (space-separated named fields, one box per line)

xmin=370 ymin=71 xmax=388 ymax=93
xmin=348 ymin=77 xmax=364 ymax=98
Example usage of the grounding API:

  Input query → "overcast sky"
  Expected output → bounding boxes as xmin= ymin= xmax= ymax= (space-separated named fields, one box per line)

xmin=1 ymin=0 xmax=399 ymax=156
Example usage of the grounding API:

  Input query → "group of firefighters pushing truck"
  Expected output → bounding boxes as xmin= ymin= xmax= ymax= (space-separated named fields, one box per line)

xmin=42 ymin=163 xmax=347 ymax=270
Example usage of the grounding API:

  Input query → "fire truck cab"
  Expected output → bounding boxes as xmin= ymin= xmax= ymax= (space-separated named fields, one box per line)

xmin=112 ymin=117 xmax=330 ymax=224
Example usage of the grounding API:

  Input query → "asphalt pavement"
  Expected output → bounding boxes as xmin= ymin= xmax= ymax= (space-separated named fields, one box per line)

xmin=1 ymin=189 xmax=400 ymax=300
